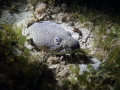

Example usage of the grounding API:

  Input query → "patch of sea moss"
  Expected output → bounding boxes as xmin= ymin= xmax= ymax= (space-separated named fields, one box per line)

xmin=0 ymin=0 xmax=28 ymax=13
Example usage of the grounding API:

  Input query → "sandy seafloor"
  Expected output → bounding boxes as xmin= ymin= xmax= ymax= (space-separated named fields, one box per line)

xmin=0 ymin=1 xmax=101 ymax=86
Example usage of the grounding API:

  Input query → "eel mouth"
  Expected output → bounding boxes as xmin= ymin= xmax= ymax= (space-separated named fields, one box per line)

xmin=59 ymin=42 xmax=80 ymax=54
xmin=60 ymin=47 xmax=72 ymax=53
xmin=60 ymin=47 xmax=80 ymax=54
xmin=49 ymin=45 xmax=79 ymax=54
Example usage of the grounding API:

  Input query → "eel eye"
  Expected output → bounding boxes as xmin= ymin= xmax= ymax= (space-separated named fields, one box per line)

xmin=54 ymin=36 xmax=62 ymax=45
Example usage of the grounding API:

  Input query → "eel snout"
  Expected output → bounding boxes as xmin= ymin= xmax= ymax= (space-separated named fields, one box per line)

xmin=71 ymin=40 xmax=80 ymax=50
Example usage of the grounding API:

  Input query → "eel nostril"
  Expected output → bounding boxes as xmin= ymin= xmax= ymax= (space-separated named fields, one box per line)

xmin=71 ymin=41 xmax=80 ymax=50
